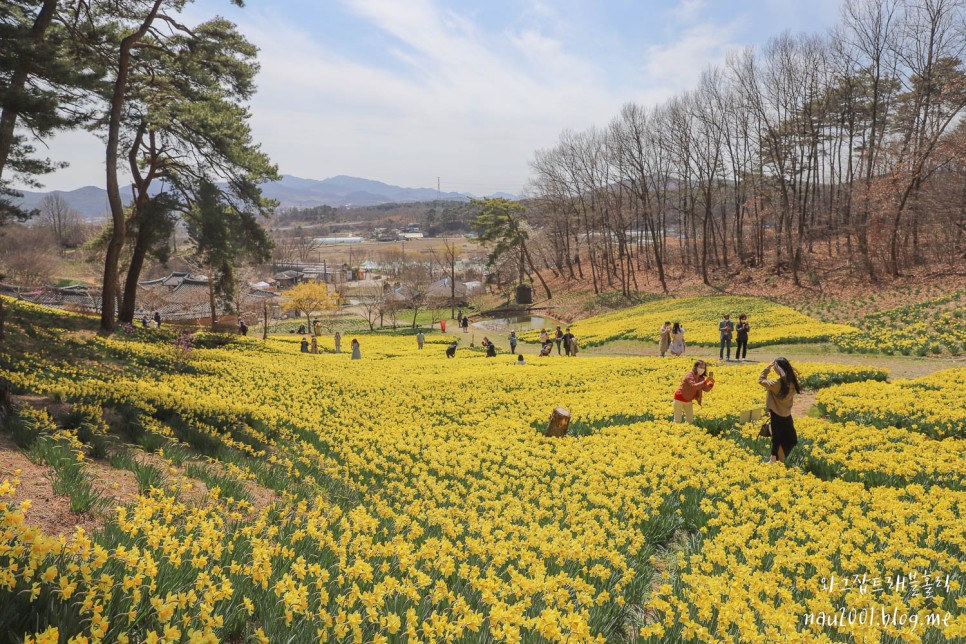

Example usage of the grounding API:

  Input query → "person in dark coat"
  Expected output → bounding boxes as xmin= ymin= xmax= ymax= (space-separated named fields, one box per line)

xmin=735 ymin=314 xmax=750 ymax=361
xmin=563 ymin=328 xmax=575 ymax=356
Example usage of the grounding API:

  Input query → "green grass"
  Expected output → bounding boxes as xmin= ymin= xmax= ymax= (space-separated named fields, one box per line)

xmin=185 ymin=462 xmax=252 ymax=504
xmin=131 ymin=461 xmax=165 ymax=494
xmin=32 ymin=438 xmax=107 ymax=514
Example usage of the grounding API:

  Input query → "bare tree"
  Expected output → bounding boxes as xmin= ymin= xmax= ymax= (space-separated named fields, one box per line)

xmin=524 ymin=0 xmax=965 ymax=293
xmin=0 ymin=224 xmax=58 ymax=285
xmin=38 ymin=193 xmax=82 ymax=254
xmin=429 ymin=239 xmax=462 ymax=318
xmin=398 ymin=260 xmax=432 ymax=328
xmin=357 ymin=282 xmax=385 ymax=331
xmin=292 ymin=228 xmax=319 ymax=264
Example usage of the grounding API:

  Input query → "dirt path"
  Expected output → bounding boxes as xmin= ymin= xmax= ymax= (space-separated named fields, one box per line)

xmin=792 ymin=391 xmax=818 ymax=418
xmin=580 ymin=341 xmax=963 ymax=380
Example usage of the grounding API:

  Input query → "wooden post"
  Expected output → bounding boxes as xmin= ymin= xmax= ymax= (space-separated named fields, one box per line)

xmin=262 ymin=302 xmax=268 ymax=341
xmin=545 ymin=407 xmax=570 ymax=437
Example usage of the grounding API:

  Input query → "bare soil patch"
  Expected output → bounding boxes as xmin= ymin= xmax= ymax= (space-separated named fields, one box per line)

xmin=85 ymin=457 xmax=139 ymax=506
xmin=0 ymin=434 xmax=101 ymax=536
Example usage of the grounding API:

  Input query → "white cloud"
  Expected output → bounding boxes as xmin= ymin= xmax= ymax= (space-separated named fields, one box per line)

xmin=672 ymin=0 xmax=707 ymax=22
xmin=642 ymin=21 xmax=740 ymax=94
xmin=13 ymin=0 xmax=773 ymax=196
xmin=232 ymin=1 xmax=622 ymax=194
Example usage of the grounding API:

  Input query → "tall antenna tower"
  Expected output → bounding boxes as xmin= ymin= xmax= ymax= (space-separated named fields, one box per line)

xmin=433 ymin=176 xmax=440 ymax=229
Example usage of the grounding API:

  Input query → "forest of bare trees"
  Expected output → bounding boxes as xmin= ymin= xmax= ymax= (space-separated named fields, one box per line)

xmin=528 ymin=0 xmax=966 ymax=295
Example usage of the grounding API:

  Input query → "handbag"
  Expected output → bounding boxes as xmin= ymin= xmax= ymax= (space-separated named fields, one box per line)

xmin=758 ymin=421 xmax=772 ymax=438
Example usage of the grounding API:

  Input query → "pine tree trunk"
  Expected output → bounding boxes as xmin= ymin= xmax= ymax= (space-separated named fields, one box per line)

xmin=100 ymin=0 xmax=165 ymax=334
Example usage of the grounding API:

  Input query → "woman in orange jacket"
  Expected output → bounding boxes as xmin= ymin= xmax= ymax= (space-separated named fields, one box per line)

xmin=672 ymin=360 xmax=715 ymax=423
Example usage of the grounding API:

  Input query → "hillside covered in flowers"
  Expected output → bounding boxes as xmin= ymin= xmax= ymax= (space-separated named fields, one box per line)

xmin=0 ymin=298 xmax=963 ymax=643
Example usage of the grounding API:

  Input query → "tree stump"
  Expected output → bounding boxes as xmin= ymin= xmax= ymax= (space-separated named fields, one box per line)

xmin=545 ymin=407 xmax=570 ymax=437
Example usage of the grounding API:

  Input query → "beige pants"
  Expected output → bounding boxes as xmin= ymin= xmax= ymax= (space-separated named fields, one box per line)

xmin=673 ymin=400 xmax=694 ymax=423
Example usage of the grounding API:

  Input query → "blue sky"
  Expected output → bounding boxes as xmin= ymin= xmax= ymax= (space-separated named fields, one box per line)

xmin=26 ymin=0 xmax=843 ymax=196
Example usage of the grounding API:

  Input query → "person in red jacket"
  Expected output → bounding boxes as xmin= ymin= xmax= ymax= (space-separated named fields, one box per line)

xmin=673 ymin=360 xmax=715 ymax=423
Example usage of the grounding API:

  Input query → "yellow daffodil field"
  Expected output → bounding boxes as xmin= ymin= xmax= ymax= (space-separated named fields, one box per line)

xmin=519 ymin=296 xmax=858 ymax=348
xmin=1 ymin=299 xmax=964 ymax=643
xmin=816 ymin=369 xmax=966 ymax=440
xmin=830 ymin=291 xmax=966 ymax=357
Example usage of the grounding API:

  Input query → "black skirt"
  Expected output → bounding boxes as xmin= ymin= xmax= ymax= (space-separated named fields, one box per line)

xmin=770 ymin=410 xmax=798 ymax=459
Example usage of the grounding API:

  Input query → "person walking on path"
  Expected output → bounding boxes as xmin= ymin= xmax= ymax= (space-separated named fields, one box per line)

xmin=659 ymin=321 xmax=672 ymax=357
xmin=669 ymin=322 xmax=685 ymax=356
xmin=462 ymin=316 xmax=469 ymax=333
xmin=760 ymin=358 xmax=801 ymax=464
xmin=334 ymin=331 xmax=342 ymax=354
xmin=735 ymin=314 xmax=750 ymax=361
xmin=416 ymin=331 xmax=425 ymax=349
xmin=508 ymin=331 xmax=518 ymax=354
xmin=300 ymin=336 xmax=309 ymax=353
xmin=350 ymin=339 xmax=361 ymax=360
xmin=672 ymin=360 xmax=714 ymax=423
xmin=554 ymin=326 xmax=564 ymax=355
xmin=719 ymin=314 xmax=734 ymax=361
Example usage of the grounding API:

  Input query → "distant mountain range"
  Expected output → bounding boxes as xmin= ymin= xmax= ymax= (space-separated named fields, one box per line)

xmin=13 ymin=175 xmax=520 ymax=220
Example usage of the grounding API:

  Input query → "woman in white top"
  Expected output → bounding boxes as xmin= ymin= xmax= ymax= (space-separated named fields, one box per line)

xmin=669 ymin=322 xmax=685 ymax=356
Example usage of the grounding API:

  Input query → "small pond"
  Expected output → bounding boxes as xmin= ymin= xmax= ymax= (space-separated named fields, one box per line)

xmin=471 ymin=315 xmax=564 ymax=332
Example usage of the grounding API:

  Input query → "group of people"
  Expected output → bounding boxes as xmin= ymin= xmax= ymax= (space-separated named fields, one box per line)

xmin=658 ymin=313 xmax=751 ymax=361
xmin=300 ymin=331 xmax=361 ymax=359
xmin=537 ymin=326 xmax=578 ymax=357
xmin=672 ymin=356 xmax=801 ymax=464
xmin=140 ymin=311 xmax=162 ymax=329
xmin=455 ymin=312 xmax=470 ymax=333
xmin=658 ymin=322 xmax=686 ymax=357
xmin=441 ymin=326 xmax=578 ymax=361
xmin=717 ymin=313 xmax=750 ymax=361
